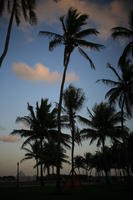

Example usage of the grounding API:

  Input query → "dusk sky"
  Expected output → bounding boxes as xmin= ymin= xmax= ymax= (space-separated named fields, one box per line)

xmin=0 ymin=0 xmax=133 ymax=176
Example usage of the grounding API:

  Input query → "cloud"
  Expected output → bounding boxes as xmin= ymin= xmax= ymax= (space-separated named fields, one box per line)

xmin=0 ymin=135 xmax=19 ymax=143
xmin=12 ymin=62 xmax=79 ymax=83
xmin=2 ymin=0 xmax=131 ymax=41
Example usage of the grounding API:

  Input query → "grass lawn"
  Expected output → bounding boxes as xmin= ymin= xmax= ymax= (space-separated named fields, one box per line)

xmin=0 ymin=184 xmax=132 ymax=200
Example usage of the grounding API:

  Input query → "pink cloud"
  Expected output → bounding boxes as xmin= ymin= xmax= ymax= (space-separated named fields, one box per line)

xmin=0 ymin=135 xmax=19 ymax=143
xmin=36 ymin=0 xmax=128 ymax=39
xmin=13 ymin=62 xmax=79 ymax=83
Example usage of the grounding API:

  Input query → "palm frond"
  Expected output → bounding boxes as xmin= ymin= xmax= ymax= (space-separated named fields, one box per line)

xmin=0 ymin=0 xmax=5 ymax=15
xmin=76 ymin=28 xmax=99 ymax=38
xmin=118 ymin=41 xmax=133 ymax=66
xmin=76 ymin=39 xmax=104 ymax=51
xmin=111 ymin=27 xmax=133 ymax=39
xmin=107 ymin=63 xmax=122 ymax=81
xmin=39 ymin=31 xmax=63 ymax=39
xmin=16 ymin=116 xmax=31 ymax=126
xmin=97 ymin=79 xmax=120 ymax=86
xmin=78 ymin=47 xmax=95 ymax=69
xmin=10 ymin=129 xmax=32 ymax=137
xmin=60 ymin=15 xmax=67 ymax=33
xmin=14 ymin=1 xmax=21 ymax=26
xmin=20 ymin=156 xmax=33 ymax=163
xmin=49 ymin=37 xmax=63 ymax=51
xmin=105 ymin=87 xmax=120 ymax=104
xmin=129 ymin=10 xmax=133 ymax=29
xmin=77 ymin=115 xmax=91 ymax=126
xmin=21 ymin=0 xmax=28 ymax=21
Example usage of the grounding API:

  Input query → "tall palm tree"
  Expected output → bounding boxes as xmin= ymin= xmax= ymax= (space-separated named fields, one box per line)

xmin=0 ymin=0 xmax=37 ymax=68
xmin=97 ymin=61 xmax=133 ymax=132
xmin=63 ymin=84 xmax=85 ymax=180
xmin=39 ymin=7 xmax=103 ymax=192
xmin=78 ymin=102 xmax=124 ymax=183
xmin=111 ymin=10 xmax=133 ymax=65
xmin=11 ymin=98 xmax=57 ymax=187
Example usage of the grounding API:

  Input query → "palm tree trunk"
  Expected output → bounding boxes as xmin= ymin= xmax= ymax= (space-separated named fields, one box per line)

xmin=56 ymin=51 xmax=71 ymax=193
xmin=40 ymin=138 xmax=44 ymax=187
xmin=102 ymin=139 xmax=109 ymax=184
xmin=0 ymin=1 xmax=15 ymax=68
xmin=121 ymin=98 xmax=125 ymax=133
xmin=71 ymin=115 xmax=75 ymax=186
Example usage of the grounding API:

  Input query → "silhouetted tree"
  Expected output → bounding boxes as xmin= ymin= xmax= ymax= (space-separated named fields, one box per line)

xmin=0 ymin=0 xmax=37 ymax=68
xmin=98 ymin=61 xmax=133 ymax=135
xmin=21 ymin=141 xmax=41 ymax=181
xmin=11 ymin=98 xmax=57 ymax=187
xmin=39 ymin=7 xmax=103 ymax=192
xmin=112 ymin=10 xmax=133 ymax=65
xmin=63 ymin=84 xmax=85 ymax=180
xmin=78 ymin=102 xmax=124 ymax=183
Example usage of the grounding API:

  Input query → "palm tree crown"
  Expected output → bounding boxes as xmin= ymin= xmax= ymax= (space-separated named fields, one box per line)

xmin=39 ymin=7 xmax=104 ymax=68
xmin=78 ymin=102 xmax=124 ymax=148
xmin=98 ymin=61 xmax=133 ymax=119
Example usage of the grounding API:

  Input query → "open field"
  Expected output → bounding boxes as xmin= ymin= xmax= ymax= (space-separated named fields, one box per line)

xmin=0 ymin=184 xmax=132 ymax=200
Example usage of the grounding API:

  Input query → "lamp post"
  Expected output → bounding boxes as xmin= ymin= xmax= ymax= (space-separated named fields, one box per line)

xmin=17 ymin=162 xmax=20 ymax=188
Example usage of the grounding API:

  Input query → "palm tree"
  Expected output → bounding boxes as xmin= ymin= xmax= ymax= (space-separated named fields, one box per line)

xmin=74 ymin=155 xmax=84 ymax=175
xmin=21 ymin=140 xmax=41 ymax=181
xmin=83 ymin=152 xmax=92 ymax=176
xmin=97 ymin=61 xmax=133 ymax=133
xmin=39 ymin=7 xmax=103 ymax=192
xmin=0 ymin=0 xmax=37 ymax=68
xmin=79 ymin=102 xmax=123 ymax=148
xmin=111 ymin=10 xmax=133 ymax=65
xmin=11 ymin=98 xmax=57 ymax=187
xmin=62 ymin=84 xmax=85 ymax=180
xmin=41 ymin=140 xmax=70 ymax=176
xmin=78 ymin=102 xmax=124 ymax=183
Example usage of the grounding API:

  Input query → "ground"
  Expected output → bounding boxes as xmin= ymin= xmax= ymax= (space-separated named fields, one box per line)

xmin=0 ymin=184 xmax=132 ymax=200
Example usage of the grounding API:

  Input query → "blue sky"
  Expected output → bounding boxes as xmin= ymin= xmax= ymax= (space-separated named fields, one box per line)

xmin=0 ymin=0 xmax=133 ymax=176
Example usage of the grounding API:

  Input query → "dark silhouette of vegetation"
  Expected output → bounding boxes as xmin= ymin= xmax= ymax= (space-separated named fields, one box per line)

xmin=0 ymin=0 xmax=37 ymax=68
xmin=62 ymin=84 xmax=85 ymax=183
xmin=112 ymin=10 xmax=133 ymax=65
xmin=39 ymin=7 xmax=103 ymax=192
xmin=11 ymin=99 xmax=58 ymax=187
xmin=78 ymin=102 xmax=126 ymax=183
xmin=98 ymin=61 xmax=133 ymax=137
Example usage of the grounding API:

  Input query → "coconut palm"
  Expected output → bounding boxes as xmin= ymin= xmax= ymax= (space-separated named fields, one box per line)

xmin=111 ymin=10 xmax=133 ymax=65
xmin=74 ymin=155 xmax=84 ymax=175
xmin=78 ymin=102 xmax=125 ymax=183
xmin=83 ymin=152 xmax=93 ymax=176
xmin=62 ymin=84 xmax=85 ymax=179
xmin=21 ymin=140 xmax=41 ymax=181
xmin=0 ymin=0 xmax=37 ymax=68
xmin=79 ymin=102 xmax=124 ymax=148
xmin=11 ymin=98 xmax=57 ymax=187
xmin=97 ymin=61 xmax=133 ymax=132
xmin=39 ymin=7 xmax=103 ymax=191
xmin=40 ymin=140 xmax=70 ymax=176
